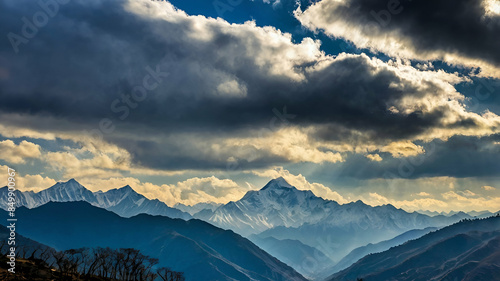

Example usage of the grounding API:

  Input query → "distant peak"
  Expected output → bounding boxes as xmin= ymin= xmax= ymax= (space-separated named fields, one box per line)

xmin=119 ymin=185 xmax=135 ymax=192
xmin=46 ymin=178 xmax=88 ymax=192
xmin=275 ymin=176 xmax=288 ymax=183
xmin=261 ymin=177 xmax=293 ymax=190
xmin=351 ymin=200 xmax=365 ymax=205
xmin=385 ymin=203 xmax=397 ymax=209
xmin=110 ymin=185 xmax=141 ymax=197
xmin=59 ymin=178 xmax=83 ymax=188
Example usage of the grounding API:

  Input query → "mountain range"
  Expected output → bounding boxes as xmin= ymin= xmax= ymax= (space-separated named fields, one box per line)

xmin=329 ymin=215 xmax=500 ymax=281
xmin=3 ymin=177 xmax=494 ymax=280
xmin=0 ymin=201 xmax=307 ymax=281
xmin=195 ymin=177 xmax=469 ymax=265
xmin=0 ymin=179 xmax=191 ymax=220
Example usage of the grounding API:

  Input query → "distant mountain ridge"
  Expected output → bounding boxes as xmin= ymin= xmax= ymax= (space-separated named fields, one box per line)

xmin=0 ymin=179 xmax=191 ymax=220
xmin=0 ymin=202 xmax=307 ymax=281
xmin=417 ymin=209 xmax=494 ymax=218
xmin=174 ymin=202 xmax=222 ymax=216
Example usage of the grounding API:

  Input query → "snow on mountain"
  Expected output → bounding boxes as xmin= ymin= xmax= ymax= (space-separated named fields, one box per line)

xmin=38 ymin=179 xmax=96 ymax=203
xmin=174 ymin=202 xmax=222 ymax=216
xmin=201 ymin=177 xmax=464 ymax=236
xmin=0 ymin=179 xmax=191 ymax=220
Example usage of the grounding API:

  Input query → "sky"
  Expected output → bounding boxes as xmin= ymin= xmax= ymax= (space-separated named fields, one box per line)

xmin=0 ymin=0 xmax=499 ymax=212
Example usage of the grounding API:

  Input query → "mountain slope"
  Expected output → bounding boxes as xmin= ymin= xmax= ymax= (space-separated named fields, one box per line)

xmin=329 ymin=216 xmax=500 ymax=281
xmin=0 ymin=202 xmax=307 ymax=281
xmin=0 ymin=179 xmax=191 ymax=220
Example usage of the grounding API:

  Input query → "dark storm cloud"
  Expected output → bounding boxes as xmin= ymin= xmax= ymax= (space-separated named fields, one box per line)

xmin=0 ymin=0 xmax=498 ymax=172
xmin=109 ymin=136 xmax=291 ymax=171
xmin=297 ymin=0 xmax=500 ymax=74
xmin=0 ymin=0 xmax=460 ymax=136
xmin=312 ymin=134 xmax=500 ymax=181
xmin=382 ymin=0 xmax=497 ymax=61
xmin=0 ymin=0 xmax=178 ymax=118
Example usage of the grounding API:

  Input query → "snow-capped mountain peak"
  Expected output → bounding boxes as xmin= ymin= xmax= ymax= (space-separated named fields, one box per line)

xmin=260 ymin=176 xmax=293 ymax=190
xmin=207 ymin=178 xmax=334 ymax=235
xmin=117 ymin=185 xmax=134 ymax=193
xmin=51 ymin=178 xmax=85 ymax=192
xmin=243 ymin=177 xmax=317 ymax=205
xmin=103 ymin=185 xmax=139 ymax=199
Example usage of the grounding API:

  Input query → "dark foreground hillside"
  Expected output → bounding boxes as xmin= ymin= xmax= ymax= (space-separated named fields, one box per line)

xmin=1 ymin=224 xmax=184 ymax=280
xmin=0 ymin=255 xmax=60 ymax=281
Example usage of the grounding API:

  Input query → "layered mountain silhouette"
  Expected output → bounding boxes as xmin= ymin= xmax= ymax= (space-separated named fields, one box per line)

xmin=196 ymin=178 xmax=468 ymax=264
xmin=317 ymin=227 xmax=438 ymax=279
xmin=0 ymin=202 xmax=307 ymax=281
xmin=328 ymin=216 xmax=500 ymax=281
xmin=2 ymin=177 xmax=486 ymax=280
xmin=0 ymin=179 xmax=191 ymax=220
